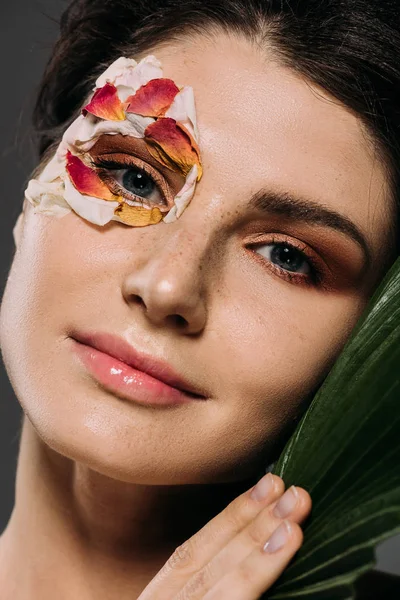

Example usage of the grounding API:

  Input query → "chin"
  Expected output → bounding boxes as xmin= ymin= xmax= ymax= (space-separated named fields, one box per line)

xmin=20 ymin=388 xmax=264 ymax=487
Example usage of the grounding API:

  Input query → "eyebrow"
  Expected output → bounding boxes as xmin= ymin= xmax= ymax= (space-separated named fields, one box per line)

xmin=249 ymin=188 xmax=372 ymax=270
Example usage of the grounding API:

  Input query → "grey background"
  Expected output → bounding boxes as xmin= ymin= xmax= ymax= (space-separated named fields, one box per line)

xmin=0 ymin=0 xmax=399 ymax=574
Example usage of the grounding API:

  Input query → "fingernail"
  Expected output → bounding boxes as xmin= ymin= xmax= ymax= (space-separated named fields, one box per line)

xmin=273 ymin=486 xmax=299 ymax=519
xmin=250 ymin=473 xmax=275 ymax=502
xmin=263 ymin=520 xmax=292 ymax=553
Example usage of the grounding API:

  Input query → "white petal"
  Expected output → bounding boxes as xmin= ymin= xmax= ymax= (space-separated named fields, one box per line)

xmin=125 ymin=113 xmax=155 ymax=136
xmin=163 ymin=164 xmax=198 ymax=223
xmin=63 ymin=176 xmax=119 ymax=226
xmin=95 ymin=57 xmax=138 ymax=89
xmin=116 ymin=84 xmax=136 ymax=103
xmin=25 ymin=178 xmax=65 ymax=206
xmin=32 ymin=195 xmax=72 ymax=217
xmin=25 ymin=179 xmax=71 ymax=217
xmin=56 ymin=139 xmax=69 ymax=161
xmin=164 ymin=86 xmax=199 ymax=142
xmin=124 ymin=55 xmax=163 ymax=92
xmin=38 ymin=152 xmax=66 ymax=183
xmin=63 ymin=114 xmax=99 ymax=153
xmin=96 ymin=55 xmax=163 ymax=93
xmin=63 ymin=113 xmax=153 ymax=153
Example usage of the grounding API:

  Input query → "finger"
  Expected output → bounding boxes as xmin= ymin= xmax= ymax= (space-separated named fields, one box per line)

xmin=174 ymin=486 xmax=311 ymax=599
xmin=203 ymin=520 xmax=303 ymax=600
xmin=137 ymin=473 xmax=285 ymax=599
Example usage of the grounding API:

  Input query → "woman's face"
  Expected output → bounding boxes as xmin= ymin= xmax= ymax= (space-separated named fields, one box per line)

xmin=0 ymin=33 xmax=394 ymax=484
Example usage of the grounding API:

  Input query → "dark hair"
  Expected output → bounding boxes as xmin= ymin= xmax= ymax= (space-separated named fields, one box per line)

xmin=33 ymin=0 xmax=400 ymax=249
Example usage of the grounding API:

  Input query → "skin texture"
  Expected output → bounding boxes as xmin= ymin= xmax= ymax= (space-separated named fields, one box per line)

xmin=0 ymin=32 xmax=395 ymax=598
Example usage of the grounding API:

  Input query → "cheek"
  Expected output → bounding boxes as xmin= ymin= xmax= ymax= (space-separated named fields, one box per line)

xmin=0 ymin=211 xmax=114 ymax=418
xmin=211 ymin=261 xmax=367 ymax=442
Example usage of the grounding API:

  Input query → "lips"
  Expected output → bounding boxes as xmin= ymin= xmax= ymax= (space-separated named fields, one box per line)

xmin=70 ymin=330 xmax=207 ymax=400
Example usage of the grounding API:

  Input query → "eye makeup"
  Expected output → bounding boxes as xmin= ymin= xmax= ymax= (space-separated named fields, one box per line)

xmin=89 ymin=154 xmax=173 ymax=210
xmin=243 ymin=220 xmax=368 ymax=293
xmin=247 ymin=234 xmax=325 ymax=289
xmin=24 ymin=54 xmax=203 ymax=228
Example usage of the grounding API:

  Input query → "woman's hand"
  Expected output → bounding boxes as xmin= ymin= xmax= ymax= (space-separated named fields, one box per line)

xmin=138 ymin=474 xmax=312 ymax=599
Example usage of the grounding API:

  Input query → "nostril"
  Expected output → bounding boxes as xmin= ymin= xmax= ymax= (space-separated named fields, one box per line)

xmin=168 ymin=314 xmax=188 ymax=328
xmin=130 ymin=295 xmax=146 ymax=309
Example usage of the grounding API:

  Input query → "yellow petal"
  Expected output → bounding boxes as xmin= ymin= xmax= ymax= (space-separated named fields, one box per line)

xmin=114 ymin=203 xmax=163 ymax=226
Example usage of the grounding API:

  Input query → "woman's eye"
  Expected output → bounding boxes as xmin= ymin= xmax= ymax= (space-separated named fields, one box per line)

xmin=113 ymin=166 xmax=163 ymax=205
xmin=256 ymin=242 xmax=311 ymax=275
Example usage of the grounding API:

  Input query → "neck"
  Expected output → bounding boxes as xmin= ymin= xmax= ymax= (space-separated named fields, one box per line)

xmin=0 ymin=418 xmax=256 ymax=599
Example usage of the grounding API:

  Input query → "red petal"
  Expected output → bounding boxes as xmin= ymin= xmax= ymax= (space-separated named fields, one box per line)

xmin=144 ymin=118 xmax=202 ymax=179
xmin=83 ymin=83 xmax=126 ymax=121
xmin=66 ymin=152 xmax=119 ymax=201
xmin=126 ymin=79 xmax=180 ymax=118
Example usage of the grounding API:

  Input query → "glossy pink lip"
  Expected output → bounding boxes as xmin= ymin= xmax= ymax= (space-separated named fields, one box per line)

xmin=70 ymin=331 xmax=207 ymax=406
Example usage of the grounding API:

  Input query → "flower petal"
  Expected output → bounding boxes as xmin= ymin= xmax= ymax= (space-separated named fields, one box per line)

xmin=144 ymin=117 xmax=202 ymax=179
xmin=65 ymin=151 xmax=120 ymax=201
xmin=163 ymin=164 xmax=198 ymax=223
xmin=124 ymin=113 xmax=155 ymax=136
xmin=63 ymin=113 xmax=154 ymax=154
xmin=38 ymin=151 xmax=66 ymax=183
xmin=113 ymin=202 xmax=163 ymax=227
xmin=32 ymin=194 xmax=72 ymax=218
xmin=126 ymin=78 xmax=180 ymax=117
xmin=83 ymin=83 xmax=126 ymax=121
xmin=96 ymin=57 xmax=138 ymax=88
xmin=25 ymin=179 xmax=71 ymax=217
xmin=64 ymin=176 xmax=120 ymax=226
xmin=96 ymin=55 xmax=163 ymax=93
xmin=164 ymin=86 xmax=199 ymax=142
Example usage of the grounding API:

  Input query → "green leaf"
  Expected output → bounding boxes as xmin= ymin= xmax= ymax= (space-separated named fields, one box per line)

xmin=265 ymin=256 xmax=400 ymax=600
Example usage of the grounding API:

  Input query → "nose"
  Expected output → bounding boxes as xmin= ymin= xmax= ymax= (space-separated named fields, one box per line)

xmin=121 ymin=228 xmax=209 ymax=334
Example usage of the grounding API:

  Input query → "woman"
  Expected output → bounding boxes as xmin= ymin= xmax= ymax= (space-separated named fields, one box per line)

xmin=0 ymin=0 xmax=399 ymax=598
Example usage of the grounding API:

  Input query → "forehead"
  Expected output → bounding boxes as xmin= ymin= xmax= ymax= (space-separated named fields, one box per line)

xmin=135 ymin=33 xmax=391 ymax=263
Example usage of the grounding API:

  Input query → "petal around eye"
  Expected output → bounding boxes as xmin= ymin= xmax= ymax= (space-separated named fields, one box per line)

xmin=126 ymin=78 xmax=180 ymax=118
xmin=163 ymin=164 xmax=198 ymax=223
xmin=64 ymin=176 xmax=120 ymax=226
xmin=96 ymin=55 xmax=163 ymax=93
xmin=123 ymin=55 xmax=164 ymax=91
xmin=95 ymin=57 xmax=139 ymax=88
xmin=25 ymin=179 xmax=71 ymax=217
xmin=83 ymin=83 xmax=127 ymax=121
xmin=112 ymin=203 xmax=163 ymax=226
xmin=164 ymin=86 xmax=199 ymax=142
xmin=37 ymin=151 xmax=66 ymax=183
xmin=65 ymin=152 xmax=120 ymax=202
xmin=144 ymin=117 xmax=202 ymax=179
xmin=63 ymin=113 xmax=155 ymax=154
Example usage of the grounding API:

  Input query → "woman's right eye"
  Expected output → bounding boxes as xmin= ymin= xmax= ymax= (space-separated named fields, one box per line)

xmin=111 ymin=166 xmax=164 ymax=205
xmin=92 ymin=157 xmax=169 ymax=208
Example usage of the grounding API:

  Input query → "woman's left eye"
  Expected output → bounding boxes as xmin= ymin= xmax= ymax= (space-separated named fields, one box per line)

xmin=256 ymin=242 xmax=311 ymax=275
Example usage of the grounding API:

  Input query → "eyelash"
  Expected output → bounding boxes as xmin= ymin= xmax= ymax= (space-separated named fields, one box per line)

xmin=89 ymin=155 xmax=171 ymax=208
xmin=248 ymin=235 xmax=325 ymax=288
